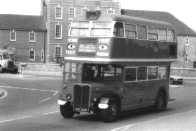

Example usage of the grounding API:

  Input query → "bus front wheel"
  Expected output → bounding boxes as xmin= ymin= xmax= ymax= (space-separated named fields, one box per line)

xmin=60 ymin=104 xmax=74 ymax=118
xmin=100 ymin=99 xmax=119 ymax=122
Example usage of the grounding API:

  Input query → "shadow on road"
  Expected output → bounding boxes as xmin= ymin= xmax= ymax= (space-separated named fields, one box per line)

xmin=73 ymin=107 xmax=175 ymax=122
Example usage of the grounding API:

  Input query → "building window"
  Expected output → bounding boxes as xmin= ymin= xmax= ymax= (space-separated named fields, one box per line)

xmin=107 ymin=8 xmax=115 ymax=15
xmin=10 ymin=30 xmax=16 ymax=41
xmin=68 ymin=7 xmax=75 ymax=19
xmin=55 ymin=6 xmax=63 ymax=19
xmin=41 ymin=49 xmax=44 ymax=62
xmin=55 ymin=24 xmax=62 ymax=39
xmin=29 ymin=48 xmax=35 ymax=61
xmin=29 ymin=31 xmax=36 ymax=42
xmin=55 ymin=46 xmax=62 ymax=57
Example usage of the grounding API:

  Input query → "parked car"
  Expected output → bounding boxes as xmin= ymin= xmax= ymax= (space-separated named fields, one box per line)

xmin=170 ymin=75 xmax=183 ymax=85
xmin=0 ymin=49 xmax=18 ymax=74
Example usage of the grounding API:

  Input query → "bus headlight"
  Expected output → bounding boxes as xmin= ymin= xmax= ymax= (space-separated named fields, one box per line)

xmin=98 ymin=44 xmax=108 ymax=51
xmin=57 ymin=99 xmax=67 ymax=105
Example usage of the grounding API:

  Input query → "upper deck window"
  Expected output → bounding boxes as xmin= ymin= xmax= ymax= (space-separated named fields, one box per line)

xmin=125 ymin=24 xmax=137 ymax=39
xmin=69 ymin=21 xmax=112 ymax=37
xmin=148 ymin=28 xmax=158 ymax=41
xmin=113 ymin=22 xmax=124 ymax=37
xmin=137 ymin=25 xmax=147 ymax=40
xmin=91 ymin=28 xmax=111 ymax=37
xmin=70 ymin=28 xmax=89 ymax=37
xmin=167 ymin=30 xmax=175 ymax=42
xmin=158 ymin=29 xmax=167 ymax=41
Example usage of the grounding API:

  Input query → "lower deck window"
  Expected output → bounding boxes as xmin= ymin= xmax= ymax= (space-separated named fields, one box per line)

xmin=125 ymin=68 xmax=136 ymax=81
xmin=82 ymin=64 xmax=122 ymax=82
xmin=148 ymin=67 xmax=158 ymax=80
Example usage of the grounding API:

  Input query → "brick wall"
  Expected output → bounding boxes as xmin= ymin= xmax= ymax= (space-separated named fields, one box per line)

xmin=0 ymin=29 xmax=46 ymax=62
xmin=172 ymin=36 xmax=196 ymax=68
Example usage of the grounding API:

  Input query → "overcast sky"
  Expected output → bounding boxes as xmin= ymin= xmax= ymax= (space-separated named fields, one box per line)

xmin=0 ymin=0 xmax=195 ymax=31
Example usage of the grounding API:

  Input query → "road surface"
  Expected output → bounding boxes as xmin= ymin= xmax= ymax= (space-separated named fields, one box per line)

xmin=0 ymin=74 xmax=196 ymax=131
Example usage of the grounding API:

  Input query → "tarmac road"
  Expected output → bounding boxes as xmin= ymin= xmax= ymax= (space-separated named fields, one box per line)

xmin=0 ymin=74 xmax=196 ymax=131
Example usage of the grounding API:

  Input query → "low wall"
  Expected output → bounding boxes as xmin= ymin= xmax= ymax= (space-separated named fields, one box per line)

xmin=171 ymin=67 xmax=196 ymax=77
xmin=17 ymin=62 xmax=63 ymax=72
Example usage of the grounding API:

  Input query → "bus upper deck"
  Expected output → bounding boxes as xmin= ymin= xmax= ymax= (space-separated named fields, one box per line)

xmin=65 ymin=14 xmax=177 ymax=63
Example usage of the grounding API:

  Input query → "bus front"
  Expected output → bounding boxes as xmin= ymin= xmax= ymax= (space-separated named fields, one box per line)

xmin=58 ymin=15 xmax=123 ymax=121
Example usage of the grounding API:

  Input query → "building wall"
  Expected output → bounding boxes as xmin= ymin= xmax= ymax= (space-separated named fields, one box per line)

xmin=0 ymin=29 xmax=46 ymax=63
xmin=44 ymin=0 xmax=121 ymax=63
xmin=172 ymin=36 xmax=196 ymax=68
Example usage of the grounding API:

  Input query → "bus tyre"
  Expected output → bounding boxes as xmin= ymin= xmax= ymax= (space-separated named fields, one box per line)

xmin=60 ymin=104 xmax=74 ymax=118
xmin=100 ymin=99 xmax=119 ymax=122
xmin=154 ymin=91 xmax=167 ymax=111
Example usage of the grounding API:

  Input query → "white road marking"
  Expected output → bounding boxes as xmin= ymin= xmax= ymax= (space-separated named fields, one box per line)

xmin=38 ymin=97 xmax=52 ymax=104
xmin=0 ymin=111 xmax=59 ymax=125
xmin=0 ymin=85 xmax=58 ymax=93
xmin=111 ymin=109 xmax=196 ymax=131
xmin=53 ymin=91 xmax=59 ymax=96
xmin=111 ymin=124 xmax=136 ymax=131
xmin=43 ymin=111 xmax=59 ymax=115
xmin=0 ymin=89 xmax=8 ymax=100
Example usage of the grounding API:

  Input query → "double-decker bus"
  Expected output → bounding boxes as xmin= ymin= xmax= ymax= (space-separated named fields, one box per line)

xmin=57 ymin=11 xmax=177 ymax=122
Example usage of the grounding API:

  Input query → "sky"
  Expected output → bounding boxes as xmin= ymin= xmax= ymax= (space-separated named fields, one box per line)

xmin=0 ymin=0 xmax=195 ymax=31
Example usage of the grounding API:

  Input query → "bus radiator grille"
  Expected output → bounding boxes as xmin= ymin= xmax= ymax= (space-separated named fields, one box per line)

xmin=73 ymin=85 xmax=90 ymax=111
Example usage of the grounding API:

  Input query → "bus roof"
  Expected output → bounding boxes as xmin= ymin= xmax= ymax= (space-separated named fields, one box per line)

xmin=113 ymin=15 xmax=173 ymax=28
xmin=72 ymin=14 xmax=174 ymax=29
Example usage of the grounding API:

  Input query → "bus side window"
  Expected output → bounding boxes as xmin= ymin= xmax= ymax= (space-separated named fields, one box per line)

xmin=137 ymin=25 xmax=147 ymax=40
xmin=124 ymin=67 xmax=137 ymax=81
xmin=148 ymin=66 xmax=158 ymax=80
xmin=137 ymin=66 xmax=147 ymax=80
xmin=158 ymin=66 xmax=167 ymax=79
xmin=113 ymin=22 xmax=124 ymax=37
xmin=167 ymin=30 xmax=175 ymax=42
xmin=125 ymin=24 xmax=137 ymax=39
